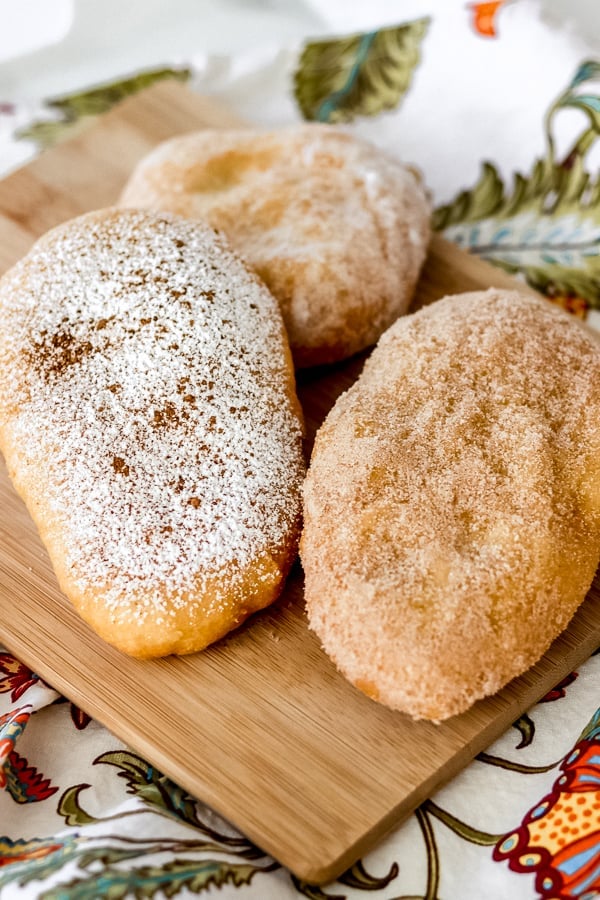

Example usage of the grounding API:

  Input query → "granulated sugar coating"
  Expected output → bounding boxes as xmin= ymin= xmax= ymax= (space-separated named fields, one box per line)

xmin=301 ymin=289 xmax=600 ymax=721
xmin=0 ymin=208 xmax=305 ymax=657
xmin=120 ymin=124 xmax=430 ymax=367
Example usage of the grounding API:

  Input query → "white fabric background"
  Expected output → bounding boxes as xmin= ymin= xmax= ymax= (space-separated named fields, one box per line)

xmin=0 ymin=3 xmax=600 ymax=898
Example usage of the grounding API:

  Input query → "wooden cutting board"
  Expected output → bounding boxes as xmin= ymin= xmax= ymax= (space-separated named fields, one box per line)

xmin=0 ymin=81 xmax=599 ymax=884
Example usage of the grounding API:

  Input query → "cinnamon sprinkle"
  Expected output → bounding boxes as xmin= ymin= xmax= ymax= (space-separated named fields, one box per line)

xmin=0 ymin=209 xmax=305 ymax=624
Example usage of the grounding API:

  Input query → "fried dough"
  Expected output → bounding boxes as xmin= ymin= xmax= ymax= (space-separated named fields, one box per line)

xmin=0 ymin=208 xmax=305 ymax=657
xmin=301 ymin=289 xmax=600 ymax=720
xmin=120 ymin=125 xmax=430 ymax=367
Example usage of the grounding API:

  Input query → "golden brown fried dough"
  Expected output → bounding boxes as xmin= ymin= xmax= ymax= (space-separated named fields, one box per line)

xmin=301 ymin=289 xmax=600 ymax=720
xmin=0 ymin=208 xmax=305 ymax=657
xmin=120 ymin=125 xmax=430 ymax=367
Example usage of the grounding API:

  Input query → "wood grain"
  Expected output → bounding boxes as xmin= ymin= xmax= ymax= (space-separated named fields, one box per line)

xmin=0 ymin=81 xmax=598 ymax=884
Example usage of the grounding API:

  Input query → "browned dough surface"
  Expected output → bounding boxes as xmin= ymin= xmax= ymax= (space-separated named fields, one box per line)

xmin=120 ymin=124 xmax=431 ymax=367
xmin=302 ymin=289 xmax=600 ymax=720
xmin=0 ymin=207 xmax=305 ymax=657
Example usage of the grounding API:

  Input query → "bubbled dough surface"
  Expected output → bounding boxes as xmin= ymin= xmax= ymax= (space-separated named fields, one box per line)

xmin=120 ymin=125 xmax=431 ymax=367
xmin=301 ymin=290 xmax=600 ymax=720
xmin=0 ymin=208 xmax=305 ymax=658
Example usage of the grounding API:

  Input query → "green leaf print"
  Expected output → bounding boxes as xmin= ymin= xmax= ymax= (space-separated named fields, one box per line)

xmin=39 ymin=859 xmax=262 ymax=900
xmin=570 ymin=60 xmax=600 ymax=88
xmin=477 ymin=750 xmax=564 ymax=774
xmin=0 ymin=835 xmax=85 ymax=890
xmin=559 ymin=94 xmax=600 ymax=133
xmin=78 ymin=846 xmax=150 ymax=871
xmin=291 ymin=859 xmax=400 ymax=899
xmin=414 ymin=807 xmax=439 ymax=900
xmin=58 ymin=784 xmax=98 ymax=825
xmin=434 ymin=156 xmax=600 ymax=304
xmin=433 ymin=60 xmax=600 ymax=307
xmin=512 ymin=713 xmax=536 ymax=749
xmin=423 ymin=801 xmax=503 ymax=846
xmin=294 ymin=18 xmax=429 ymax=123
xmin=432 ymin=162 xmax=504 ymax=229
xmin=561 ymin=59 xmax=600 ymax=133
xmin=92 ymin=750 xmax=264 ymax=858
xmin=16 ymin=67 xmax=190 ymax=149
xmin=58 ymin=781 xmax=190 ymax=832
xmin=337 ymin=858 xmax=399 ymax=890
xmin=290 ymin=877 xmax=345 ymax=900
xmin=0 ymin=832 xmax=276 ymax=897
xmin=95 ymin=751 xmax=200 ymax=827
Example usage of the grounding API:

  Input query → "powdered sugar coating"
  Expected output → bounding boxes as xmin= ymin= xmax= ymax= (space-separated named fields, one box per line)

xmin=120 ymin=125 xmax=431 ymax=367
xmin=0 ymin=209 xmax=304 ymax=641
xmin=302 ymin=289 xmax=600 ymax=720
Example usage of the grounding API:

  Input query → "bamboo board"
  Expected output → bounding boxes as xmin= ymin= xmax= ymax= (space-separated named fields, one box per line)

xmin=0 ymin=81 xmax=598 ymax=884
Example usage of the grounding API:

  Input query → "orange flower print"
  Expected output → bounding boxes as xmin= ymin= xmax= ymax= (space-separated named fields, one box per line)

xmin=494 ymin=708 xmax=600 ymax=899
xmin=0 ymin=836 xmax=76 ymax=868
xmin=469 ymin=1 xmax=509 ymax=38
xmin=547 ymin=293 xmax=589 ymax=319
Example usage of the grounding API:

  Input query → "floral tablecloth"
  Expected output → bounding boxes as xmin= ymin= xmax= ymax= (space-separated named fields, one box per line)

xmin=1 ymin=1 xmax=600 ymax=897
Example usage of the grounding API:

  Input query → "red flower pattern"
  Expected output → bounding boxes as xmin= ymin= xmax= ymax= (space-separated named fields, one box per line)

xmin=0 ymin=655 xmax=39 ymax=703
xmin=70 ymin=704 xmax=92 ymax=731
xmin=5 ymin=750 xmax=58 ymax=803
xmin=541 ymin=672 xmax=579 ymax=704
